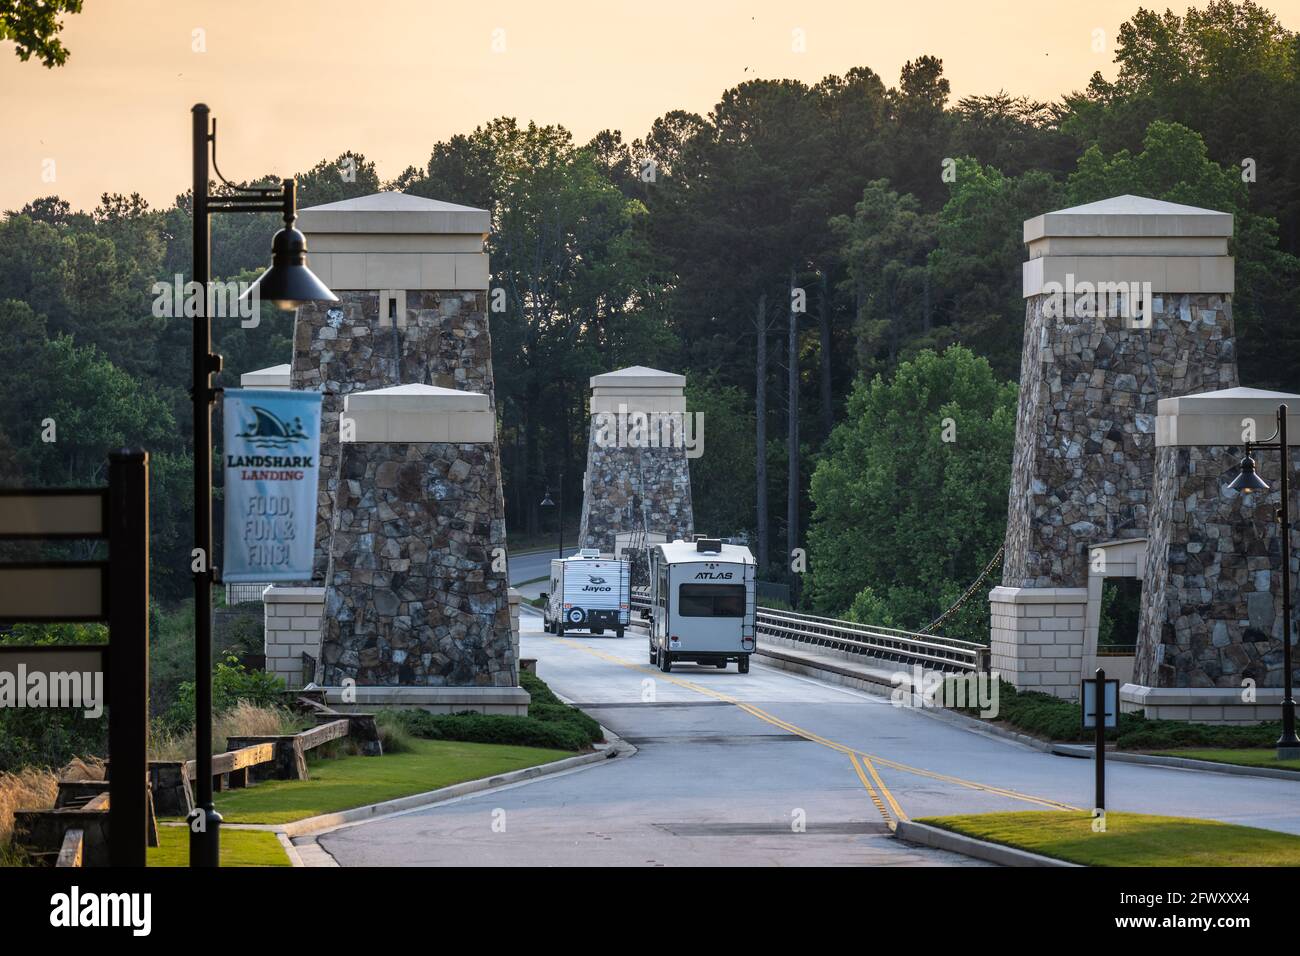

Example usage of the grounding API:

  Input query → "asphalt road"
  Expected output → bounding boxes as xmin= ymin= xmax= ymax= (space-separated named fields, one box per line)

xmin=313 ymin=613 xmax=1300 ymax=866
xmin=509 ymin=548 xmax=559 ymax=589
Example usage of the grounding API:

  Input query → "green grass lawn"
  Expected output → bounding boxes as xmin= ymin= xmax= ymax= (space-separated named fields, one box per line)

xmin=148 ymin=826 xmax=290 ymax=867
xmin=919 ymin=811 xmax=1300 ymax=866
xmin=204 ymin=738 xmax=572 ymax=825
xmin=1149 ymin=748 xmax=1300 ymax=773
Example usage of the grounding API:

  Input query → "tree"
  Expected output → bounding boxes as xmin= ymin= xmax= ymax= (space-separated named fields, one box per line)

xmin=1062 ymin=1 xmax=1300 ymax=254
xmin=928 ymin=159 xmax=1065 ymax=380
xmin=1065 ymin=120 xmax=1300 ymax=390
xmin=685 ymin=379 xmax=755 ymax=538
xmin=0 ymin=0 xmax=83 ymax=67
xmin=805 ymin=346 xmax=1017 ymax=642
xmin=832 ymin=180 xmax=939 ymax=375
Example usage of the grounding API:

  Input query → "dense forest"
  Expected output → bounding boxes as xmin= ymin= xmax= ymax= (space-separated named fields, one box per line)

xmin=1 ymin=1 xmax=1297 ymax=641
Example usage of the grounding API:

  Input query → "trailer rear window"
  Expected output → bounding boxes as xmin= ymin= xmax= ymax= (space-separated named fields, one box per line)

xmin=678 ymin=583 xmax=746 ymax=617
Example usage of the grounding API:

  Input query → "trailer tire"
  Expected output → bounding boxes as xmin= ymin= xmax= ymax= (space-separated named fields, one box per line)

xmin=738 ymin=656 xmax=750 ymax=674
xmin=556 ymin=623 xmax=564 ymax=637
xmin=649 ymin=643 xmax=657 ymax=664
xmin=592 ymin=627 xmax=604 ymax=636
xmin=616 ymin=627 xmax=625 ymax=639
xmin=660 ymin=651 xmax=672 ymax=673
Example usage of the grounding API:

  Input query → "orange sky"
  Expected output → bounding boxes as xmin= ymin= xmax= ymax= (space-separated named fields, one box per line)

xmin=2 ymin=0 xmax=1298 ymax=212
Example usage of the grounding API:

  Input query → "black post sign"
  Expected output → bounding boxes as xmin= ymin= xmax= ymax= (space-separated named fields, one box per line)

xmin=1081 ymin=667 xmax=1119 ymax=814
xmin=0 ymin=450 xmax=150 ymax=866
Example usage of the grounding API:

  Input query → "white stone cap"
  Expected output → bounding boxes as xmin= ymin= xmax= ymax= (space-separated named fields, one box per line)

xmin=342 ymin=383 xmax=495 ymax=443
xmin=300 ymin=192 xmax=490 ymax=291
xmin=1156 ymin=386 xmax=1300 ymax=447
xmin=590 ymin=365 xmax=686 ymax=415
xmin=240 ymin=364 xmax=291 ymax=389
xmin=989 ymin=586 xmax=1089 ymax=604
xmin=1121 ymin=683 xmax=1295 ymax=707
xmin=299 ymin=192 xmax=489 ymax=236
xmin=320 ymin=685 xmax=531 ymax=706
xmin=589 ymin=365 xmax=686 ymax=391
xmin=262 ymin=585 xmax=326 ymax=604
xmin=1025 ymin=195 xmax=1233 ymax=244
xmin=1023 ymin=195 xmax=1234 ymax=297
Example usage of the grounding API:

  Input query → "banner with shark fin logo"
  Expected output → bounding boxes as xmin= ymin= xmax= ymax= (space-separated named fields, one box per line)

xmin=222 ymin=388 xmax=323 ymax=583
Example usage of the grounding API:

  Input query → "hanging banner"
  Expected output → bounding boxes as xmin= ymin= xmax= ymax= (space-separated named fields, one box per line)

xmin=222 ymin=388 xmax=323 ymax=583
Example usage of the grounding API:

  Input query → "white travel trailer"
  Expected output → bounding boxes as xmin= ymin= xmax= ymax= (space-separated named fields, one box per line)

xmin=648 ymin=538 xmax=757 ymax=673
xmin=543 ymin=549 xmax=631 ymax=637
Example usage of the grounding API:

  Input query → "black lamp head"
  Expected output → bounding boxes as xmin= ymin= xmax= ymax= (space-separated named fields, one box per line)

xmin=1229 ymin=454 xmax=1271 ymax=494
xmin=240 ymin=225 xmax=338 ymax=312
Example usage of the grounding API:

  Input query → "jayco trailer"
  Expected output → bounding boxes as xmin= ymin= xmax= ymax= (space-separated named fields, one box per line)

xmin=648 ymin=538 xmax=757 ymax=672
xmin=543 ymin=549 xmax=631 ymax=637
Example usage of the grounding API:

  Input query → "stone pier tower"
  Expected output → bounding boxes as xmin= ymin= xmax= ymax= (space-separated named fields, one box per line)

xmin=260 ymin=192 xmax=520 ymax=708
xmin=318 ymin=384 xmax=524 ymax=712
xmin=292 ymin=192 xmax=495 ymax=583
xmin=577 ymin=366 xmax=695 ymax=555
xmin=1129 ymin=388 xmax=1300 ymax=721
xmin=990 ymin=195 xmax=1238 ymax=699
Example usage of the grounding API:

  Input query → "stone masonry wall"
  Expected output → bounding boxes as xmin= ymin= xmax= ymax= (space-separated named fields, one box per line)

xmin=1002 ymin=293 xmax=1238 ymax=590
xmin=292 ymin=290 xmax=495 ymax=581
xmin=320 ymin=440 xmax=515 ymax=687
xmin=577 ymin=433 xmax=694 ymax=555
xmin=1137 ymin=444 xmax=1300 ymax=689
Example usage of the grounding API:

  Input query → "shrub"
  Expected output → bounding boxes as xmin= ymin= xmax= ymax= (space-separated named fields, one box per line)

xmin=961 ymin=679 xmax=1279 ymax=748
xmin=377 ymin=670 xmax=604 ymax=753
xmin=0 ymin=766 xmax=58 ymax=849
xmin=165 ymin=656 xmax=286 ymax=731
xmin=384 ymin=710 xmax=587 ymax=752
xmin=149 ymin=701 xmax=300 ymax=761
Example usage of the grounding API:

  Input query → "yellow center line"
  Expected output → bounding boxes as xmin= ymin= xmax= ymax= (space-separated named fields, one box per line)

xmin=552 ymin=637 xmax=1078 ymax=821
xmin=849 ymin=753 xmax=895 ymax=826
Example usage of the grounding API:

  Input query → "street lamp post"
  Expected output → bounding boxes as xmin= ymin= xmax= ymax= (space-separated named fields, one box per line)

xmin=189 ymin=103 xmax=336 ymax=866
xmin=540 ymin=472 xmax=563 ymax=559
xmin=1228 ymin=402 xmax=1298 ymax=759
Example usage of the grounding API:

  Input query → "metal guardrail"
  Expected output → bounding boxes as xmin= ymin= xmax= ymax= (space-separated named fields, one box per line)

xmin=1097 ymin=644 xmax=1137 ymax=657
xmin=629 ymin=588 xmax=985 ymax=672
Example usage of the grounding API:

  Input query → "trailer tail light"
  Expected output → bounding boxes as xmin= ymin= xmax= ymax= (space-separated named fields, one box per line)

xmin=620 ymin=603 xmax=629 ymax=610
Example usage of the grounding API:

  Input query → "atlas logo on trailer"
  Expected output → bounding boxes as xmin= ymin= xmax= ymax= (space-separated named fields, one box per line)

xmin=694 ymin=570 xmax=733 ymax=580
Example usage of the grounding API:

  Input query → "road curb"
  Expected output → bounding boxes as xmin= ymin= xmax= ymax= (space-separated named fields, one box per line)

xmin=893 ymin=820 xmax=1079 ymax=867
xmin=755 ymin=645 xmax=898 ymax=695
xmin=1049 ymin=743 xmax=1300 ymax=780
xmin=913 ymin=702 xmax=1055 ymax=752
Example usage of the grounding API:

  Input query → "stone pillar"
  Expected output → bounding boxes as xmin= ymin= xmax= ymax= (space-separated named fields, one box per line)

xmin=1128 ymin=388 xmax=1300 ymax=721
xmin=290 ymin=192 xmax=494 ymax=583
xmin=989 ymin=587 xmax=1089 ymax=699
xmin=577 ymin=366 xmax=695 ymax=555
xmin=992 ymin=195 xmax=1238 ymax=698
xmin=317 ymin=384 xmax=527 ymax=714
xmin=262 ymin=586 xmax=324 ymax=689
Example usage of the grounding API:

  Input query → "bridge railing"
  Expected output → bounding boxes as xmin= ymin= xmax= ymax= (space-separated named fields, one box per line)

xmin=629 ymin=588 xmax=985 ymax=672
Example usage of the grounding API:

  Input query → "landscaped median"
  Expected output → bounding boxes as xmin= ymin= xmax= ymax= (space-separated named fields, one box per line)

xmin=955 ymin=679 xmax=1300 ymax=777
xmin=148 ymin=670 xmax=604 ymax=866
xmin=913 ymin=811 xmax=1300 ymax=866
